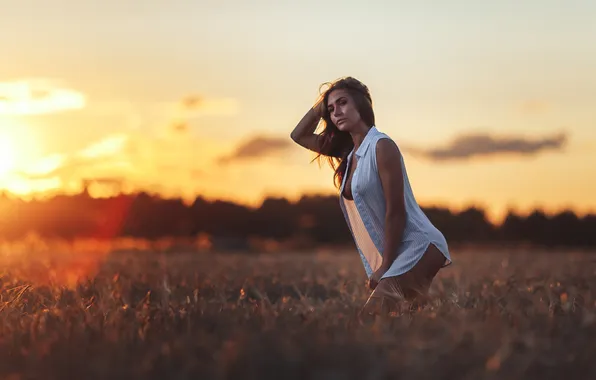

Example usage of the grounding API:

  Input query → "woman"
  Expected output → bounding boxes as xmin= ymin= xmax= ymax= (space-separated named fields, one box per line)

xmin=290 ymin=77 xmax=452 ymax=314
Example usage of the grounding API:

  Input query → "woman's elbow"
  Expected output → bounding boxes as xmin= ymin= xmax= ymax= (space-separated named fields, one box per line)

xmin=386 ymin=208 xmax=406 ymax=224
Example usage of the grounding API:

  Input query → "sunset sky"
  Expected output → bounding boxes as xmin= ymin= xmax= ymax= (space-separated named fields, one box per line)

xmin=0 ymin=0 xmax=595 ymax=223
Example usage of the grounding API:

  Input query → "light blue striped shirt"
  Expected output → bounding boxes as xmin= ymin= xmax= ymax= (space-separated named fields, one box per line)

xmin=339 ymin=126 xmax=452 ymax=280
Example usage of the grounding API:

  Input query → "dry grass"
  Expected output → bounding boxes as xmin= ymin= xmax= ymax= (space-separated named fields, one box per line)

xmin=0 ymin=240 xmax=595 ymax=380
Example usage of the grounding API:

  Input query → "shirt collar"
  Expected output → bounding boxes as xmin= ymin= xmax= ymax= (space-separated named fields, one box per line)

xmin=354 ymin=125 xmax=378 ymax=158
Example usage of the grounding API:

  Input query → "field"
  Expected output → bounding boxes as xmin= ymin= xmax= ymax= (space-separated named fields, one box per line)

xmin=0 ymin=239 xmax=595 ymax=379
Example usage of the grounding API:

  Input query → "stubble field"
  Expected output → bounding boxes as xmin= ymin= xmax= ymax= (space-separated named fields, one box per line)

xmin=0 ymin=239 xmax=595 ymax=379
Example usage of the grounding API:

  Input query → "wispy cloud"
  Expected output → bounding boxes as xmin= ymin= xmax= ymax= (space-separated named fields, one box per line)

xmin=16 ymin=129 xmax=215 ymax=196
xmin=20 ymin=153 xmax=66 ymax=177
xmin=217 ymin=136 xmax=292 ymax=165
xmin=163 ymin=94 xmax=239 ymax=137
xmin=79 ymin=134 xmax=128 ymax=159
xmin=18 ymin=134 xmax=138 ymax=184
xmin=406 ymin=131 xmax=568 ymax=162
xmin=517 ymin=100 xmax=551 ymax=115
xmin=0 ymin=78 xmax=85 ymax=115
xmin=6 ymin=93 xmax=238 ymax=196
xmin=172 ymin=94 xmax=239 ymax=119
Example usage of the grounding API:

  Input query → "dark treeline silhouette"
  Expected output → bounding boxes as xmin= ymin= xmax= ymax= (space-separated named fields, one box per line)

xmin=0 ymin=189 xmax=595 ymax=248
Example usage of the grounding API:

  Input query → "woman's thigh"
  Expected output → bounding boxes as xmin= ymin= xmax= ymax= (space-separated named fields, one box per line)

xmin=407 ymin=243 xmax=446 ymax=292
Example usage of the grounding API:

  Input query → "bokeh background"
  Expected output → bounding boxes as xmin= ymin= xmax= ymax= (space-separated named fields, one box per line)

xmin=0 ymin=1 xmax=595 ymax=247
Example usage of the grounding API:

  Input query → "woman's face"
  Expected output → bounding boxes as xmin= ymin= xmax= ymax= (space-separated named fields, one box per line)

xmin=327 ymin=89 xmax=361 ymax=132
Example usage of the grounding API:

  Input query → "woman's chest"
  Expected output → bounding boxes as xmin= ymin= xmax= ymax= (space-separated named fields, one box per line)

xmin=342 ymin=154 xmax=381 ymax=200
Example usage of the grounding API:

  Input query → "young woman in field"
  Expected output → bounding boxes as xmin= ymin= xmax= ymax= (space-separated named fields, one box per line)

xmin=290 ymin=77 xmax=452 ymax=314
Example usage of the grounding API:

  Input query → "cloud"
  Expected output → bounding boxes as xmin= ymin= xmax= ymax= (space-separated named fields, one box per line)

xmin=170 ymin=122 xmax=189 ymax=134
xmin=0 ymin=78 xmax=85 ymax=115
xmin=406 ymin=131 xmax=568 ymax=162
xmin=19 ymin=155 xmax=133 ymax=183
xmin=160 ymin=95 xmax=239 ymax=137
xmin=217 ymin=136 xmax=292 ymax=165
xmin=17 ymin=134 xmax=136 ymax=183
xmin=7 ymin=92 xmax=238 ymax=196
xmin=79 ymin=134 xmax=128 ymax=159
xmin=172 ymin=95 xmax=239 ymax=118
xmin=518 ymin=100 xmax=551 ymax=115
xmin=16 ymin=129 xmax=213 ymax=196
xmin=20 ymin=153 xmax=66 ymax=177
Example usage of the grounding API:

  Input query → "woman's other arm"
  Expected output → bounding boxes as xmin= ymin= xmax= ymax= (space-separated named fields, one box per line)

xmin=369 ymin=138 xmax=407 ymax=289
xmin=290 ymin=97 xmax=327 ymax=154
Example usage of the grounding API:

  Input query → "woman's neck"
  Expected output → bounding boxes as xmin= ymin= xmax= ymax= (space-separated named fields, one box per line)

xmin=350 ymin=124 xmax=372 ymax=152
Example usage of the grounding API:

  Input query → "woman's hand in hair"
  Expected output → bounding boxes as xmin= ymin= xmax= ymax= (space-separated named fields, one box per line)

xmin=313 ymin=94 xmax=326 ymax=119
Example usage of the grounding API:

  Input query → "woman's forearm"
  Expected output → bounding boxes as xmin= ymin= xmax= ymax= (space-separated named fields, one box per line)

xmin=290 ymin=105 xmax=321 ymax=142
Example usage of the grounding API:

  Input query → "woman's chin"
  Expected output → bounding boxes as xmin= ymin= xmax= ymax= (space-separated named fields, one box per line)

xmin=337 ymin=123 xmax=350 ymax=132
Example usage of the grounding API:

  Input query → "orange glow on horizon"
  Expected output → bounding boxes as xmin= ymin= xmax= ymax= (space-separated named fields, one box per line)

xmin=0 ymin=134 xmax=16 ymax=178
xmin=0 ymin=118 xmax=49 ymax=193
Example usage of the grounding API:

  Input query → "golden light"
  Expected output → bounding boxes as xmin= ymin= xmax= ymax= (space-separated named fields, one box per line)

xmin=22 ymin=153 xmax=65 ymax=176
xmin=0 ymin=79 xmax=85 ymax=115
xmin=0 ymin=134 xmax=16 ymax=178
xmin=0 ymin=118 xmax=47 ymax=195
xmin=80 ymin=133 xmax=128 ymax=158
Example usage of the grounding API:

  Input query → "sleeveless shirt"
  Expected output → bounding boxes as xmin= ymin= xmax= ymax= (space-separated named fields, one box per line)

xmin=339 ymin=126 xmax=452 ymax=280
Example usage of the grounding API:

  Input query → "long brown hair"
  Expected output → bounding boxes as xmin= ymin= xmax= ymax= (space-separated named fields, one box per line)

xmin=313 ymin=77 xmax=375 ymax=189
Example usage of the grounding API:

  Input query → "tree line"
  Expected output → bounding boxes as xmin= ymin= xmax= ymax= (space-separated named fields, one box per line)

xmin=0 ymin=190 xmax=594 ymax=248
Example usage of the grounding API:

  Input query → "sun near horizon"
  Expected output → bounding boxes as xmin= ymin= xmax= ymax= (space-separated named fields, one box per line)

xmin=1 ymin=1 xmax=595 ymax=226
